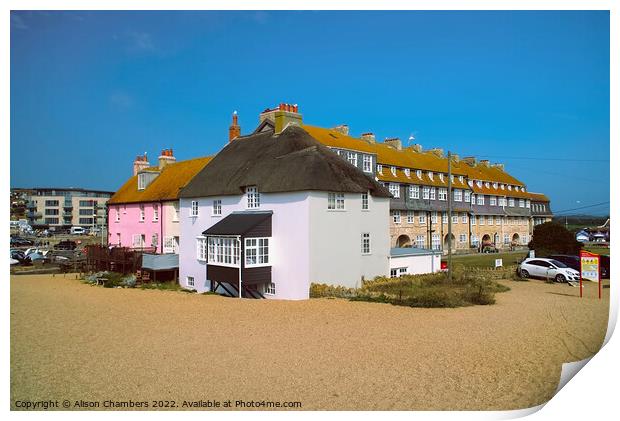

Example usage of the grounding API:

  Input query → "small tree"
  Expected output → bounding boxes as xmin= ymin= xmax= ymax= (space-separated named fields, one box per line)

xmin=528 ymin=222 xmax=581 ymax=256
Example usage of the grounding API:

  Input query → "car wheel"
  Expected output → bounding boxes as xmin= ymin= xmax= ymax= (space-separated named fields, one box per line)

xmin=520 ymin=269 xmax=529 ymax=278
xmin=555 ymin=274 xmax=566 ymax=283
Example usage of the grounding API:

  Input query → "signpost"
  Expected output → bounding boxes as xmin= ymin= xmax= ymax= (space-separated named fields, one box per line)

xmin=579 ymin=250 xmax=602 ymax=299
xmin=495 ymin=258 xmax=503 ymax=268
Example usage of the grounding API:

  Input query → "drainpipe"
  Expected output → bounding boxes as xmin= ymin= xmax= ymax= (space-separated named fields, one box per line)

xmin=238 ymin=235 xmax=242 ymax=298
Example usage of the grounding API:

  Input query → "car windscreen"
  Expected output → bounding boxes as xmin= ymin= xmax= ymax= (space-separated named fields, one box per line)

xmin=549 ymin=259 xmax=568 ymax=268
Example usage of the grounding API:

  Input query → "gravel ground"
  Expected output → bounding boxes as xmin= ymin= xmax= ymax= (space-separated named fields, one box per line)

xmin=10 ymin=274 xmax=609 ymax=411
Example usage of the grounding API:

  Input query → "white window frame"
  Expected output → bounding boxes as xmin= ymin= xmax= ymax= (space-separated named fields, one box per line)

xmin=361 ymin=233 xmax=371 ymax=255
xmin=454 ymin=189 xmax=462 ymax=202
xmin=191 ymin=201 xmax=199 ymax=217
xmin=419 ymin=213 xmax=426 ymax=224
xmin=452 ymin=214 xmax=458 ymax=224
xmin=415 ymin=235 xmax=425 ymax=248
xmin=246 ymin=186 xmax=260 ymax=209
xmin=409 ymin=185 xmax=420 ymax=199
xmin=392 ymin=210 xmax=401 ymax=224
xmin=477 ymin=195 xmax=484 ymax=206
xmin=152 ymin=204 xmax=159 ymax=222
xmin=442 ymin=212 xmax=448 ymax=224
xmin=438 ymin=188 xmax=447 ymax=201
xmin=429 ymin=188 xmax=436 ymax=200
xmin=416 ymin=169 xmax=422 ymax=179
xmin=163 ymin=236 xmax=178 ymax=254
xmin=389 ymin=183 xmax=400 ymax=198
xmin=508 ymin=198 xmax=515 ymax=207
xmin=362 ymin=155 xmax=372 ymax=173
xmin=361 ymin=193 xmax=369 ymax=210
xmin=138 ymin=173 xmax=146 ymax=191
xmin=431 ymin=211 xmax=438 ymax=224
xmin=431 ymin=233 xmax=441 ymax=250
xmin=490 ymin=196 xmax=497 ymax=206
xmin=377 ymin=164 xmax=383 ymax=175
xmin=390 ymin=166 xmax=397 ymax=176
xmin=132 ymin=233 xmax=145 ymax=248
xmin=207 ymin=236 xmax=241 ymax=267
xmin=461 ymin=212 xmax=468 ymax=224
xmin=245 ymin=237 xmax=270 ymax=267
xmin=265 ymin=282 xmax=276 ymax=295
xmin=196 ymin=236 xmax=207 ymax=261
xmin=404 ymin=168 xmax=410 ymax=177
xmin=212 ymin=199 xmax=222 ymax=216
xmin=519 ymin=199 xmax=525 ymax=208
xmin=479 ymin=215 xmax=485 ymax=226
xmin=139 ymin=204 xmax=145 ymax=222
xmin=186 ymin=276 xmax=195 ymax=288
xmin=328 ymin=192 xmax=346 ymax=210
xmin=464 ymin=191 xmax=471 ymax=203
xmin=407 ymin=211 xmax=414 ymax=224
xmin=347 ymin=151 xmax=357 ymax=167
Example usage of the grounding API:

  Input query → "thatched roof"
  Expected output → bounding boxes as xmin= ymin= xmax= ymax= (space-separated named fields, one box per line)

xmin=179 ymin=125 xmax=391 ymax=199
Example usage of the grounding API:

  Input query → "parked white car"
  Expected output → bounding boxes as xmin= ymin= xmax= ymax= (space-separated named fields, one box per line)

xmin=518 ymin=258 xmax=581 ymax=283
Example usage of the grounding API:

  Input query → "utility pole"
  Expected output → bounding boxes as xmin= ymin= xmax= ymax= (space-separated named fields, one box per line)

xmin=447 ymin=151 xmax=453 ymax=282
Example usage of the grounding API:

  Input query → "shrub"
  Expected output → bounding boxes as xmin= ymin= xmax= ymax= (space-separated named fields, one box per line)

xmin=529 ymin=222 xmax=581 ymax=256
xmin=121 ymin=275 xmax=137 ymax=288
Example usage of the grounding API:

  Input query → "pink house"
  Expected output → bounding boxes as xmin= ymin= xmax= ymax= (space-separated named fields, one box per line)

xmin=107 ymin=150 xmax=212 ymax=253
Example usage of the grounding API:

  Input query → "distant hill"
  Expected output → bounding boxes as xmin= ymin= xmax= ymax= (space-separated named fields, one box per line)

xmin=553 ymin=214 xmax=610 ymax=232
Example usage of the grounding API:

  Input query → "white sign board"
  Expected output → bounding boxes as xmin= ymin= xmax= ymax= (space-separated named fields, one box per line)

xmin=529 ymin=250 xmax=535 ymax=258
xmin=495 ymin=258 xmax=503 ymax=268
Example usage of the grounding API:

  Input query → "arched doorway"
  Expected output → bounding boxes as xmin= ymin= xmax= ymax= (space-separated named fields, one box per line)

xmin=443 ymin=233 xmax=456 ymax=252
xmin=396 ymin=234 xmax=411 ymax=248
xmin=481 ymin=234 xmax=491 ymax=245
xmin=512 ymin=233 xmax=520 ymax=244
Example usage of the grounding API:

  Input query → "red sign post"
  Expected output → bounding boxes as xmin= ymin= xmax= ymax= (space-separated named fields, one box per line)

xmin=579 ymin=250 xmax=602 ymax=299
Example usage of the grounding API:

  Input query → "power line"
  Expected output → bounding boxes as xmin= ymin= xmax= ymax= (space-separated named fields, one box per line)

xmin=553 ymin=201 xmax=610 ymax=215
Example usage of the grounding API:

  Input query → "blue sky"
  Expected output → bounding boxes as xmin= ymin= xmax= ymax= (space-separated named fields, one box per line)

xmin=10 ymin=10 xmax=609 ymax=215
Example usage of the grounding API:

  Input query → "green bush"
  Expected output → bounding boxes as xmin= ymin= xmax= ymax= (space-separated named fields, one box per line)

xmin=529 ymin=222 xmax=581 ymax=256
xmin=312 ymin=269 xmax=511 ymax=308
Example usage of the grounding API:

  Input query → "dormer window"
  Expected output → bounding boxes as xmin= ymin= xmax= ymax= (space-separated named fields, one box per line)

xmin=138 ymin=173 xmax=146 ymax=190
xmin=508 ymin=185 xmax=513 ymax=191
xmin=468 ymin=180 xmax=473 ymax=187
xmin=493 ymin=182 xmax=498 ymax=189
xmin=404 ymin=168 xmax=410 ymax=177
xmin=428 ymin=171 xmax=434 ymax=180
xmin=377 ymin=164 xmax=383 ymax=174
xmin=476 ymin=180 xmax=482 ymax=188
xmin=390 ymin=166 xmax=397 ymax=176
xmin=500 ymin=184 xmax=505 ymax=190
xmin=246 ymin=186 xmax=260 ymax=209
xmin=485 ymin=182 xmax=490 ymax=188
xmin=459 ymin=175 xmax=464 ymax=183
xmin=450 ymin=174 xmax=454 ymax=183
xmin=416 ymin=170 xmax=422 ymax=179
xmin=439 ymin=174 xmax=444 ymax=182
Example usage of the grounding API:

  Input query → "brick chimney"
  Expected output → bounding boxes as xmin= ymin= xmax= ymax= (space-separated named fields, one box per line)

xmin=158 ymin=148 xmax=176 ymax=170
xmin=229 ymin=111 xmax=241 ymax=142
xmin=332 ymin=124 xmax=349 ymax=136
xmin=480 ymin=159 xmax=490 ymax=167
xmin=462 ymin=156 xmax=477 ymax=166
xmin=259 ymin=103 xmax=302 ymax=134
xmin=133 ymin=153 xmax=150 ymax=176
xmin=360 ymin=132 xmax=376 ymax=143
xmin=409 ymin=144 xmax=423 ymax=153
xmin=451 ymin=154 xmax=460 ymax=162
xmin=384 ymin=137 xmax=402 ymax=150
xmin=492 ymin=163 xmax=505 ymax=171
xmin=428 ymin=148 xmax=444 ymax=158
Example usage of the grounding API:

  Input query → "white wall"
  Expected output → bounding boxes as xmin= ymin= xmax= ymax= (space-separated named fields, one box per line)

xmin=389 ymin=253 xmax=441 ymax=275
xmin=179 ymin=192 xmax=311 ymax=299
xmin=308 ymin=192 xmax=390 ymax=288
xmin=180 ymin=190 xmax=391 ymax=299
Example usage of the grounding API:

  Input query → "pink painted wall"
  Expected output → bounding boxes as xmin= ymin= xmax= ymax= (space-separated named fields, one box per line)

xmin=107 ymin=202 xmax=165 ymax=252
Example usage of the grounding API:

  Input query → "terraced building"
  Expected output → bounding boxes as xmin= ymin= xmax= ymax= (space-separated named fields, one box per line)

xmin=258 ymin=104 xmax=552 ymax=252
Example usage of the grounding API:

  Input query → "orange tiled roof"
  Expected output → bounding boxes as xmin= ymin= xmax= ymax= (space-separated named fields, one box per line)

xmin=527 ymin=192 xmax=550 ymax=202
xmin=108 ymin=156 xmax=212 ymax=204
xmin=303 ymin=124 xmax=525 ymax=186
xmin=378 ymin=168 xmax=470 ymax=189
xmin=470 ymin=182 xmax=531 ymax=199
